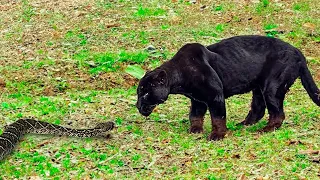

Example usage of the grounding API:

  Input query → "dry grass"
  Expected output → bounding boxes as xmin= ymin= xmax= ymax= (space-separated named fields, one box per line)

xmin=0 ymin=0 xmax=319 ymax=179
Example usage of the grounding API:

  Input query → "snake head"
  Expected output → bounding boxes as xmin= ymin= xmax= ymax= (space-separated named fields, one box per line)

xmin=94 ymin=121 xmax=115 ymax=131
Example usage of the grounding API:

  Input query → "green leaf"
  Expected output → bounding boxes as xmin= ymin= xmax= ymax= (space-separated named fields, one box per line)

xmin=1 ymin=102 xmax=9 ymax=109
xmin=125 ymin=65 xmax=146 ymax=79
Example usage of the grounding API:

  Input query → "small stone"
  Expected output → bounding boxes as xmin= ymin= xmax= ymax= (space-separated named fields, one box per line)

xmin=200 ymin=5 xmax=207 ymax=10
xmin=86 ymin=61 xmax=96 ymax=67
xmin=146 ymin=45 xmax=156 ymax=51
xmin=189 ymin=0 xmax=197 ymax=4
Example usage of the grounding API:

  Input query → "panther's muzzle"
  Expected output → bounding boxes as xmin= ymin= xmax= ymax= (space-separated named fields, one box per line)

xmin=136 ymin=100 xmax=156 ymax=117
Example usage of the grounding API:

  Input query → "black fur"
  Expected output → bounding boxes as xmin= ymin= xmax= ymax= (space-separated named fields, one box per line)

xmin=136 ymin=35 xmax=320 ymax=140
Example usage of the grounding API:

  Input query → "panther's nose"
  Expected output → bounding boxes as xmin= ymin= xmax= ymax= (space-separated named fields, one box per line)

xmin=139 ymin=105 xmax=153 ymax=117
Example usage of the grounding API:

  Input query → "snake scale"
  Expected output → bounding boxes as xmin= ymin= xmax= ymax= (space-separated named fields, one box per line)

xmin=0 ymin=118 xmax=115 ymax=161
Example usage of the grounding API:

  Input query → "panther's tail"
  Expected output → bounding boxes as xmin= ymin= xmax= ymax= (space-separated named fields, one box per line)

xmin=300 ymin=60 xmax=320 ymax=106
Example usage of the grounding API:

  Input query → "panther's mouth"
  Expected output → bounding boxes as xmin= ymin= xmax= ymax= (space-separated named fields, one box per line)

xmin=139 ymin=104 xmax=156 ymax=117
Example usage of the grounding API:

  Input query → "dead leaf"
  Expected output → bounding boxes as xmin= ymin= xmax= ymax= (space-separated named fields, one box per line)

xmin=0 ymin=4 xmax=11 ymax=11
xmin=299 ymin=150 xmax=320 ymax=155
xmin=232 ymin=154 xmax=241 ymax=159
xmin=106 ymin=23 xmax=121 ymax=28
xmin=287 ymin=139 xmax=303 ymax=145
xmin=256 ymin=176 xmax=270 ymax=180
xmin=200 ymin=5 xmax=207 ymax=11
xmin=284 ymin=157 xmax=293 ymax=161
xmin=43 ymin=86 xmax=55 ymax=96
xmin=248 ymin=152 xmax=257 ymax=160
xmin=52 ymin=31 xmax=62 ymax=39
xmin=28 ymin=176 xmax=42 ymax=180
xmin=312 ymin=158 xmax=320 ymax=163
xmin=75 ymin=11 xmax=87 ymax=17
xmin=303 ymin=23 xmax=316 ymax=30
xmin=36 ymin=140 xmax=51 ymax=148
xmin=185 ymin=161 xmax=192 ymax=166
xmin=181 ymin=156 xmax=193 ymax=167
xmin=161 ymin=139 xmax=170 ymax=144
xmin=0 ymin=78 xmax=6 ymax=88
xmin=238 ymin=174 xmax=247 ymax=180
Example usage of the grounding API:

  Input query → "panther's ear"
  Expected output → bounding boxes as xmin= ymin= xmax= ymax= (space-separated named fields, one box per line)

xmin=154 ymin=70 xmax=167 ymax=85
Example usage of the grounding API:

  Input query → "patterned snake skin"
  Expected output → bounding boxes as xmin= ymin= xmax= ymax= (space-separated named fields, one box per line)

xmin=0 ymin=118 xmax=115 ymax=161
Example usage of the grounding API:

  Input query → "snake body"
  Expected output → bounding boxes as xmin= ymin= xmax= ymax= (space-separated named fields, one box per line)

xmin=0 ymin=118 xmax=115 ymax=161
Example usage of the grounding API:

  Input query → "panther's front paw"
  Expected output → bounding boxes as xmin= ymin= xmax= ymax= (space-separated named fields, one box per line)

xmin=207 ymin=132 xmax=225 ymax=141
xmin=189 ymin=125 xmax=203 ymax=134
xmin=258 ymin=124 xmax=281 ymax=133
xmin=258 ymin=117 xmax=284 ymax=133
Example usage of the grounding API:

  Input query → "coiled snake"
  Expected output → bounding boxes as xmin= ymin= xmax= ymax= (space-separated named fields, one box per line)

xmin=0 ymin=118 xmax=115 ymax=161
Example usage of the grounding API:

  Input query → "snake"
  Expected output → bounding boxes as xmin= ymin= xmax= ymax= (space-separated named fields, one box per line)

xmin=0 ymin=118 xmax=115 ymax=161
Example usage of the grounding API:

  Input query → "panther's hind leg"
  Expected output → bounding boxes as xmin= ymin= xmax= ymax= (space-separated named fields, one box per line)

xmin=189 ymin=99 xmax=207 ymax=133
xmin=259 ymin=53 xmax=300 ymax=132
xmin=260 ymin=86 xmax=286 ymax=132
xmin=238 ymin=88 xmax=266 ymax=126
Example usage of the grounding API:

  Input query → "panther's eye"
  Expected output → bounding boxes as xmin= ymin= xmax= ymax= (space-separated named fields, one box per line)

xmin=150 ymin=83 xmax=155 ymax=87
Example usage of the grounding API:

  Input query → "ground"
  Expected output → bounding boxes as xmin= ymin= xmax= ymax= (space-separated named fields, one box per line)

xmin=0 ymin=0 xmax=319 ymax=179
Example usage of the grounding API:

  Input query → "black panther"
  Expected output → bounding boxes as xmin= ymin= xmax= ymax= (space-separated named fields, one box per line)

xmin=136 ymin=35 xmax=320 ymax=141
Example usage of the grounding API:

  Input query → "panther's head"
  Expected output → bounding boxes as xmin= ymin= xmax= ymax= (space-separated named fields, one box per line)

xmin=136 ymin=69 xmax=170 ymax=117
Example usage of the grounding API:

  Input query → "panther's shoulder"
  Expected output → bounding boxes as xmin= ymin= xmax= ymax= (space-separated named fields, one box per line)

xmin=178 ymin=43 xmax=207 ymax=54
